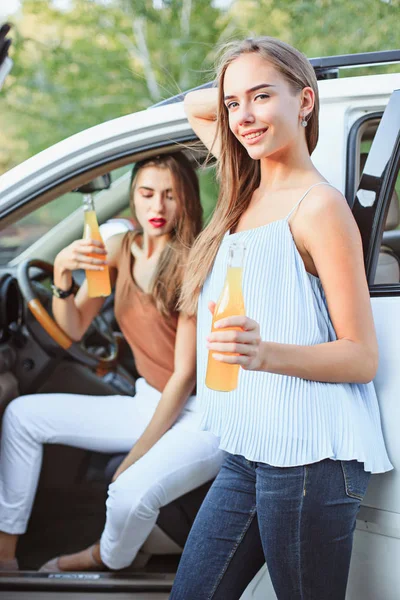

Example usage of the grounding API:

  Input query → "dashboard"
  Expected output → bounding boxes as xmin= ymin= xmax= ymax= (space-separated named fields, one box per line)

xmin=0 ymin=264 xmax=135 ymax=401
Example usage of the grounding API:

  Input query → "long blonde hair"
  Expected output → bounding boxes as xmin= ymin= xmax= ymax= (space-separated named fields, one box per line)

xmin=180 ymin=37 xmax=319 ymax=315
xmin=130 ymin=153 xmax=202 ymax=317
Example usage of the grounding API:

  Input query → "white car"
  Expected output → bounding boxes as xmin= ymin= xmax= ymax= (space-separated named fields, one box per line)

xmin=0 ymin=50 xmax=399 ymax=599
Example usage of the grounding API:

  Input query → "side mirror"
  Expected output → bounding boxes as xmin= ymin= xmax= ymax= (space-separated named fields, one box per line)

xmin=74 ymin=174 xmax=111 ymax=194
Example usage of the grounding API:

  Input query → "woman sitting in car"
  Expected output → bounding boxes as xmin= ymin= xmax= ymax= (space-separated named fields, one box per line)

xmin=0 ymin=152 xmax=223 ymax=572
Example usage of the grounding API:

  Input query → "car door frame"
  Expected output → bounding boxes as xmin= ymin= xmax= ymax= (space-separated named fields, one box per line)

xmin=350 ymin=89 xmax=400 ymax=287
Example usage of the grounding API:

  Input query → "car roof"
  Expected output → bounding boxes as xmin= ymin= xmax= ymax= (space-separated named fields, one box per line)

xmin=152 ymin=49 xmax=400 ymax=107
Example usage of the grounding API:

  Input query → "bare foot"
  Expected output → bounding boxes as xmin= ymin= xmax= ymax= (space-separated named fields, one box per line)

xmin=57 ymin=544 xmax=104 ymax=571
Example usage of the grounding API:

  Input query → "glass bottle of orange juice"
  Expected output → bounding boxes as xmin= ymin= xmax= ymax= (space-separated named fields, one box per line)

xmin=206 ymin=242 xmax=246 ymax=392
xmin=82 ymin=195 xmax=111 ymax=298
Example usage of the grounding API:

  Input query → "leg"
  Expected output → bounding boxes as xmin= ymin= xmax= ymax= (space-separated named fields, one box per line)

xmin=99 ymin=424 xmax=224 ymax=569
xmin=170 ymin=454 xmax=265 ymax=600
xmin=256 ymin=459 xmax=370 ymax=600
xmin=0 ymin=533 xmax=17 ymax=565
xmin=0 ymin=382 xmax=157 ymax=539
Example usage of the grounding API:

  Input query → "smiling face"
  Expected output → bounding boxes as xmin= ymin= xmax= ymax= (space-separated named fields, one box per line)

xmin=223 ymin=52 xmax=312 ymax=161
xmin=132 ymin=165 xmax=178 ymax=239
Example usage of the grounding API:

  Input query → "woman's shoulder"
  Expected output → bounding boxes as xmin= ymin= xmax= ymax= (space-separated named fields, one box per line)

xmin=296 ymin=182 xmax=361 ymax=251
xmin=105 ymin=231 xmax=133 ymax=268
xmin=298 ymin=183 xmax=352 ymax=229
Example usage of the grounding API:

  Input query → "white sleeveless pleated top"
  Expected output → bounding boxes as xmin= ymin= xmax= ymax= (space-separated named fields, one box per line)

xmin=197 ymin=182 xmax=392 ymax=474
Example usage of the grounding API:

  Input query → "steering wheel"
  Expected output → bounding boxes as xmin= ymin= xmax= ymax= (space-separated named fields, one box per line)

xmin=17 ymin=259 xmax=119 ymax=370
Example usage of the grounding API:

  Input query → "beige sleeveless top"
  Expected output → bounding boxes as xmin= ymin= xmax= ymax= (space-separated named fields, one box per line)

xmin=114 ymin=231 xmax=178 ymax=392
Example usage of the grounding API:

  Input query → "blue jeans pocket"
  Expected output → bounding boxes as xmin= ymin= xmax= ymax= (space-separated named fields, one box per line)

xmin=340 ymin=460 xmax=371 ymax=501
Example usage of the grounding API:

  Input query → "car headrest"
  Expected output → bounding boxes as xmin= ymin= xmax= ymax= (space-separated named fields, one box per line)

xmin=386 ymin=188 xmax=400 ymax=231
xmin=360 ymin=153 xmax=399 ymax=231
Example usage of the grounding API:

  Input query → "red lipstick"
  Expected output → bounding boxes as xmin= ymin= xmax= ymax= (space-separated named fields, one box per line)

xmin=149 ymin=218 xmax=167 ymax=229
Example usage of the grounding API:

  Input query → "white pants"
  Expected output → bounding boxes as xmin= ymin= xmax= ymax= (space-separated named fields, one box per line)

xmin=0 ymin=378 xmax=223 ymax=569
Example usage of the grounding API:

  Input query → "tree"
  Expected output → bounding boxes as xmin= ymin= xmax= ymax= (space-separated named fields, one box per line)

xmin=230 ymin=0 xmax=400 ymax=60
xmin=1 ymin=0 xmax=399 ymax=174
xmin=0 ymin=0 xmax=230 ymax=173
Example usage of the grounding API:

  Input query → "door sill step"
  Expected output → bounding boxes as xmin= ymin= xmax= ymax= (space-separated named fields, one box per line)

xmin=0 ymin=570 xmax=174 ymax=593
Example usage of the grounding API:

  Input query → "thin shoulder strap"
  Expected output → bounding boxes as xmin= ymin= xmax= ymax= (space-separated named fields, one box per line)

xmin=285 ymin=181 xmax=334 ymax=221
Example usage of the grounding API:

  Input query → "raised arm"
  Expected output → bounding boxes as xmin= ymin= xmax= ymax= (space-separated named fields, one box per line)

xmin=52 ymin=233 xmax=123 ymax=341
xmin=112 ymin=313 xmax=197 ymax=481
xmin=184 ymin=87 xmax=220 ymax=158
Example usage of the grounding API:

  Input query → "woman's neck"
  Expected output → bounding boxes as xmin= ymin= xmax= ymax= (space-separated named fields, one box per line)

xmin=258 ymin=143 xmax=318 ymax=193
xmin=139 ymin=231 xmax=170 ymax=259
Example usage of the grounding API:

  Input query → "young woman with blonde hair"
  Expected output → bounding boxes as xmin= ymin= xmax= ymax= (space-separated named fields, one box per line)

xmin=170 ymin=38 xmax=392 ymax=599
xmin=0 ymin=153 xmax=223 ymax=573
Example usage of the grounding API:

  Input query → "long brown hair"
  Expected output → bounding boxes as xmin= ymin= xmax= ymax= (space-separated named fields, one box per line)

xmin=180 ymin=37 xmax=320 ymax=315
xmin=130 ymin=153 xmax=202 ymax=317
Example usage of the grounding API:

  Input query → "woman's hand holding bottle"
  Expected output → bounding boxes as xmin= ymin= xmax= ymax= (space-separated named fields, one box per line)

xmin=51 ymin=239 xmax=109 ymax=341
xmin=206 ymin=301 xmax=264 ymax=371
xmin=54 ymin=239 xmax=108 ymax=277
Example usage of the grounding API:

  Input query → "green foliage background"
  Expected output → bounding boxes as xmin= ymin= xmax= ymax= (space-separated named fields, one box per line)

xmin=0 ymin=0 xmax=399 ymax=174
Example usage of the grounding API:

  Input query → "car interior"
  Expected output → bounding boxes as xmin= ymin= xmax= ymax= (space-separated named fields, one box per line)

xmin=355 ymin=119 xmax=400 ymax=285
xmin=0 ymin=144 xmax=218 ymax=578
xmin=0 ymin=111 xmax=399 ymax=594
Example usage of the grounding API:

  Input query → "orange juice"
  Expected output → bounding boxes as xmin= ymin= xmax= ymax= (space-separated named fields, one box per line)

xmin=206 ymin=243 xmax=246 ymax=392
xmin=83 ymin=199 xmax=111 ymax=298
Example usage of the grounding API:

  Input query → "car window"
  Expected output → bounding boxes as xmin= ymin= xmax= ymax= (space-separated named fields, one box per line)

xmin=359 ymin=128 xmax=400 ymax=232
xmin=353 ymin=118 xmax=400 ymax=286
xmin=0 ymin=192 xmax=85 ymax=267
xmin=374 ymin=165 xmax=400 ymax=285
xmin=0 ymin=160 xmax=219 ymax=267
xmin=0 ymin=165 xmax=133 ymax=267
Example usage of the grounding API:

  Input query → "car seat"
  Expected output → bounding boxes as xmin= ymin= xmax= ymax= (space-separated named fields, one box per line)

xmin=360 ymin=153 xmax=400 ymax=284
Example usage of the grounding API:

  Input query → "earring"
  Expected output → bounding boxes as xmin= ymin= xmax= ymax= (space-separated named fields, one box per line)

xmin=301 ymin=116 xmax=308 ymax=128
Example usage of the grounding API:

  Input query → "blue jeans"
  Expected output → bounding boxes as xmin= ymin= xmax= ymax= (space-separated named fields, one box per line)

xmin=170 ymin=454 xmax=370 ymax=600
